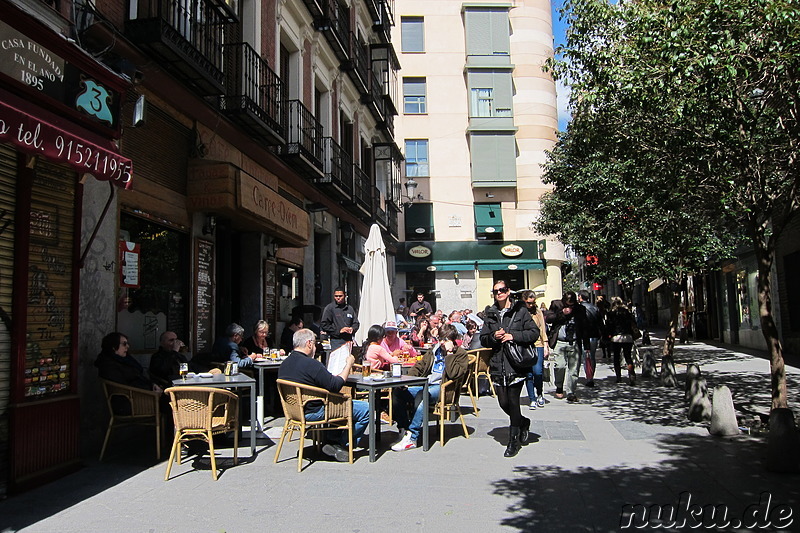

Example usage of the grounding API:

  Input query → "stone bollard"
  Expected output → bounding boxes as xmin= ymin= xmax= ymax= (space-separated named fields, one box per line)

xmin=684 ymin=364 xmax=702 ymax=401
xmin=709 ymin=385 xmax=740 ymax=436
xmin=660 ymin=356 xmax=677 ymax=387
xmin=765 ymin=408 xmax=800 ymax=473
xmin=687 ymin=376 xmax=712 ymax=422
xmin=641 ymin=348 xmax=659 ymax=378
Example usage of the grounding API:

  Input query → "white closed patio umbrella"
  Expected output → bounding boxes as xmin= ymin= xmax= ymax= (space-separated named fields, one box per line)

xmin=354 ymin=224 xmax=395 ymax=345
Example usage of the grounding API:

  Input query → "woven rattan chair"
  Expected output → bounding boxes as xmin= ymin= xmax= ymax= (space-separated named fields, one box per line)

xmin=274 ymin=379 xmax=354 ymax=472
xmin=432 ymin=377 xmax=470 ymax=446
xmin=470 ymin=348 xmax=496 ymax=399
xmin=463 ymin=351 xmax=480 ymax=416
xmin=99 ymin=379 xmax=162 ymax=461
xmin=164 ymin=386 xmax=239 ymax=481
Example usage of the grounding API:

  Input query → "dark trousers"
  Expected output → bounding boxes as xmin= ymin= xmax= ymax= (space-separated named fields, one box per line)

xmin=496 ymin=381 xmax=526 ymax=427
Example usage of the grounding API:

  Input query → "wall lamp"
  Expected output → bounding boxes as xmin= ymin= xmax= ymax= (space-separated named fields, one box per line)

xmin=403 ymin=178 xmax=424 ymax=207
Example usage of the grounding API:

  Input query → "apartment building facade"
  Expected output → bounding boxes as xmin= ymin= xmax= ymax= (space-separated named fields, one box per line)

xmin=0 ymin=0 xmax=401 ymax=493
xmin=393 ymin=0 xmax=565 ymax=313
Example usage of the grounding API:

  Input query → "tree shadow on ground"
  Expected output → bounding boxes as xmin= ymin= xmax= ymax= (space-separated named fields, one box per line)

xmin=491 ymin=432 xmax=800 ymax=532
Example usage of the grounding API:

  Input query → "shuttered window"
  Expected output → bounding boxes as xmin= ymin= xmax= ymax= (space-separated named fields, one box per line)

xmin=469 ymin=133 xmax=517 ymax=187
xmin=401 ymin=16 xmax=425 ymax=53
xmin=25 ymin=159 xmax=76 ymax=397
xmin=464 ymin=8 xmax=510 ymax=57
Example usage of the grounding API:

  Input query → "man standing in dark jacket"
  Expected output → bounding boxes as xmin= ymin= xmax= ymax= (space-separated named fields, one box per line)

xmin=320 ymin=287 xmax=360 ymax=351
xmin=545 ymin=291 xmax=591 ymax=403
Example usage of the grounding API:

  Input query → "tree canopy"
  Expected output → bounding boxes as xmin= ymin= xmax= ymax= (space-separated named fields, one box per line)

xmin=539 ymin=0 xmax=800 ymax=407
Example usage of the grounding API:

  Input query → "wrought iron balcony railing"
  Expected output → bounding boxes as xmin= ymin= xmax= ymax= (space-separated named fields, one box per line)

xmin=314 ymin=137 xmax=354 ymax=200
xmin=352 ymin=164 xmax=373 ymax=216
xmin=344 ymin=32 xmax=370 ymax=97
xmin=219 ymin=42 xmax=285 ymax=144
xmin=284 ymin=100 xmax=324 ymax=176
xmin=126 ymin=0 xmax=231 ymax=95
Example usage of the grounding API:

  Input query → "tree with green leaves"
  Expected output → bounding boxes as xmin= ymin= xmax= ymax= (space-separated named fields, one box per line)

xmin=541 ymin=0 xmax=800 ymax=409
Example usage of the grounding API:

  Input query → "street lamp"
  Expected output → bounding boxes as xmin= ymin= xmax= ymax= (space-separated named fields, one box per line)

xmin=403 ymin=178 xmax=423 ymax=206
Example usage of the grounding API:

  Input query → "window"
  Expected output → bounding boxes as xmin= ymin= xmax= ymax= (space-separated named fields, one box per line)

xmin=405 ymin=139 xmax=429 ymax=177
xmin=403 ymin=77 xmax=427 ymax=114
xmin=474 ymin=203 xmax=503 ymax=241
xmin=464 ymin=8 xmax=511 ymax=57
xmin=469 ymin=134 xmax=517 ymax=187
xmin=401 ymin=16 xmax=425 ymax=53
xmin=471 ymin=88 xmax=493 ymax=117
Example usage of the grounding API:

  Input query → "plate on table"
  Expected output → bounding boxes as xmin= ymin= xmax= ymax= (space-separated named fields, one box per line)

xmin=370 ymin=375 xmax=386 ymax=382
xmin=198 ymin=372 xmax=213 ymax=378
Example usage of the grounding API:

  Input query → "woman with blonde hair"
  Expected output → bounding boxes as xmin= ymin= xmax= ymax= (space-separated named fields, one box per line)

xmin=241 ymin=319 xmax=271 ymax=356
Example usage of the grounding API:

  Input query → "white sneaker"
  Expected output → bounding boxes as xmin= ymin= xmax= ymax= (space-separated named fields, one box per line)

xmin=536 ymin=396 xmax=546 ymax=408
xmin=529 ymin=401 xmax=537 ymax=410
xmin=391 ymin=431 xmax=417 ymax=452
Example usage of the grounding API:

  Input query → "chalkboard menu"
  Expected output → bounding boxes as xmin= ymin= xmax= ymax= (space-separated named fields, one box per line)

xmin=194 ymin=239 xmax=213 ymax=354
xmin=264 ymin=260 xmax=276 ymax=336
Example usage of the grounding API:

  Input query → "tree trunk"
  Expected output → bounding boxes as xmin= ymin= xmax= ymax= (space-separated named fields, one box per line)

xmin=663 ymin=279 xmax=680 ymax=357
xmin=753 ymin=235 xmax=787 ymax=410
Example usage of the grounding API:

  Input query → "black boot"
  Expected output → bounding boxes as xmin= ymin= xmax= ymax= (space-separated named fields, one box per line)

xmin=504 ymin=426 xmax=522 ymax=457
xmin=519 ymin=417 xmax=530 ymax=444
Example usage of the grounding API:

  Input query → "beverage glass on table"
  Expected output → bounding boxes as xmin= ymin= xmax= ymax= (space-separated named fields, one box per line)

xmin=362 ymin=362 xmax=371 ymax=378
xmin=179 ymin=362 xmax=188 ymax=380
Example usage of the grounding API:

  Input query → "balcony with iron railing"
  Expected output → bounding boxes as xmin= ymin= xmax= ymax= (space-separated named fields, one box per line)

xmin=311 ymin=0 xmax=351 ymax=63
xmin=371 ymin=0 xmax=395 ymax=43
xmin=343 ymin=33 xmax=370 ymax=98
xmin=386 ymin=200 xmax=400 ymax=241
xmin=282 ymin=100 xmax=324 ymax=178
xmin=351 ymin=164 xmax=373 ymax=218
xmin=126 ymin=0 xmax=232 ymax=95
xmin=371 ymin=43 xmax=400 ymax=116
xmin=218 ymin=42 xmax=285 ymax=145
xmin=314 ymin=137 xmax=354 ymax=201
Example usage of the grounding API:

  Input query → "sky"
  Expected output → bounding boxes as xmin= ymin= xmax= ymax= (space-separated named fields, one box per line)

xmin=551 ymin=0 xmax=571 ymax=131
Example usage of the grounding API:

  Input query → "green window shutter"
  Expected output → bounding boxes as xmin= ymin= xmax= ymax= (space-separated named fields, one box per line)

xmin=474 ymin=203 xmax=503 ymax=239
xmin=465 ymin=10 xmax=492 ymax=56
xmin=405 ymin=203 xmax=434 ymax=240
xmin=490 ymin=11 xmax=510 ymax=55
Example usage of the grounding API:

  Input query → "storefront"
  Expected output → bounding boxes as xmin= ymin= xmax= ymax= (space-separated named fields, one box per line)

xmin=0 ymin=7 xmax=131 ymax=493
xmin=397 ymin=240 xmax=547 ymax=313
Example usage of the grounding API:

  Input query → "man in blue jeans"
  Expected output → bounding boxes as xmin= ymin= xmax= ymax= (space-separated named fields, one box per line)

xmin=391 ymin=323 xmax=468 ymax=451
xmin=278 ymin=328 xmax=369 ymax=462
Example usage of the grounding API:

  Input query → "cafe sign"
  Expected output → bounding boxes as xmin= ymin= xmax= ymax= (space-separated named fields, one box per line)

xmin=239 ymin=172 xmax=309 ymax=241
xmin=409 ymin=245 xmax=431 ymax=258
xmin=501 ymin=244 xmax=523 ymax=257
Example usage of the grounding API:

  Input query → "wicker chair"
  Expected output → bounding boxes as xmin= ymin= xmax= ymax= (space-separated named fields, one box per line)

xmin=462 ymin=352 xmax=480 ymax=416
xmin=469 ymin=348 xmax=496 ymax=400
xmin=432 ymin=377 xmax=470 ymax=446
xmin=274 ymin=379 xmax=354 ymax=472
xmin=163 ymin=386 xmax=239 ymax=481
xmin=99 ymin=379 xmax=162 ymax=461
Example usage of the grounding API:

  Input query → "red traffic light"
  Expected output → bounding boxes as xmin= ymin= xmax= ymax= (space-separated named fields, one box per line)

xmin=585 ymin=254 xmax=599 ymax=266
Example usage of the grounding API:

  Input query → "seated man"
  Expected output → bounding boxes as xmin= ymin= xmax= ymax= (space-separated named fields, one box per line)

xmin=391 ymin=323 xmax=468 ymax=451
xmin=211 ymin=323 xmax=255 ymax=369
xmin=280 ymin=316 xmax=303 ymax=354
xmin=149 ymin=331 xmax=191 ymax=388
xmin=278 ymin=328 xmax=370 ymax=462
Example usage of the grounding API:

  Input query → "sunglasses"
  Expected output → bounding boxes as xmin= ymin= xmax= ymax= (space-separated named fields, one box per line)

xmin=492 ymin=287 xmax=509 ymax=294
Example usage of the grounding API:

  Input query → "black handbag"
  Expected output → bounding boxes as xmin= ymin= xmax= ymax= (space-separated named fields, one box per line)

xmin=502 ymin=341 xmax=537 ymax=370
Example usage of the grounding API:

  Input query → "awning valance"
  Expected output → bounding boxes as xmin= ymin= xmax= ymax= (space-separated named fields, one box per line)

xmin=0 ymin=94 xmax=132 ymax=188
xmin=474 ymin=203 xmax=503 ymax=234
xmin=397 ymin=240 xmax=545 ymax=272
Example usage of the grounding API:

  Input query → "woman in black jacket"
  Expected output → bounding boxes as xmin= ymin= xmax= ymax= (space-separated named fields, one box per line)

xmin=607 ymin=297 xmax=637 ymax=385
xmin=479 ymin=280 xmax=538 ymax=457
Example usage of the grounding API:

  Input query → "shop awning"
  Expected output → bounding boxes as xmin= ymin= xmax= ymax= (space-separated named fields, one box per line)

xmin=397 ymin=240 xmax=545 ymax=272
xmin=0 ymin=95 xmax=133 ymax=189
xmin=474 ymin=203 xmax=503 ymax=234
xmin=404 ymin=203 xmax=434 ymax=239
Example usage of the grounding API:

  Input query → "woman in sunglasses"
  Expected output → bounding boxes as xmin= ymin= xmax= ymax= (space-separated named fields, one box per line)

xmin=95 ymin=332 xmax=164 ymax=414
xmin=479 ymin=281 xmax=538 ymax=458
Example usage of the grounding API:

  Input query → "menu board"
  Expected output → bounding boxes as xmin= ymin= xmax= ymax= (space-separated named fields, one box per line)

xmin=264 ymin=260 xmax=276 ymax=338
xmin=194 ymin=239 xmax=213 ymax=354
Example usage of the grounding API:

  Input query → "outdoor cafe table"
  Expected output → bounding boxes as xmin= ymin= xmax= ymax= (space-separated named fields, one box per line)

xmin=171 ymin=373 xmax=257 ymax=456
xmin=346 ymin=374 xmax=430 ymax=462
xmin=253 ymin=359 xmax=283 ymax=430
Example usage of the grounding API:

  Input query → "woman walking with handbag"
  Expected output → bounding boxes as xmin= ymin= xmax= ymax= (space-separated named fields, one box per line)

xmin=479 ymin=281 xmax=538 ymax=457
xmin=608 ymin=297 xmax=637 ymax=385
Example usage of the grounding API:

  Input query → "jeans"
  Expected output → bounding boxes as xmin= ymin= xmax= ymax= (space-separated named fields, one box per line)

xmin=525 ymin=346 xmax=545 ymax=402
xmin=553 ymin=341 xmax=582 ymax=395
xmin=393 ymin=384 xmax=440 ymax=441
xmin=306 ymin=399 xmax=370 ymax=447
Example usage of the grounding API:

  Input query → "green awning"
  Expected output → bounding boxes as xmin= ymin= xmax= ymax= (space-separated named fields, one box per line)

xmin=397 ymin=240 xmax=545 ymax=272
xmin=404 ymin=203 xmax=434 ymax=238
xmin=474 ymin=203 xmax=503 ymax=234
